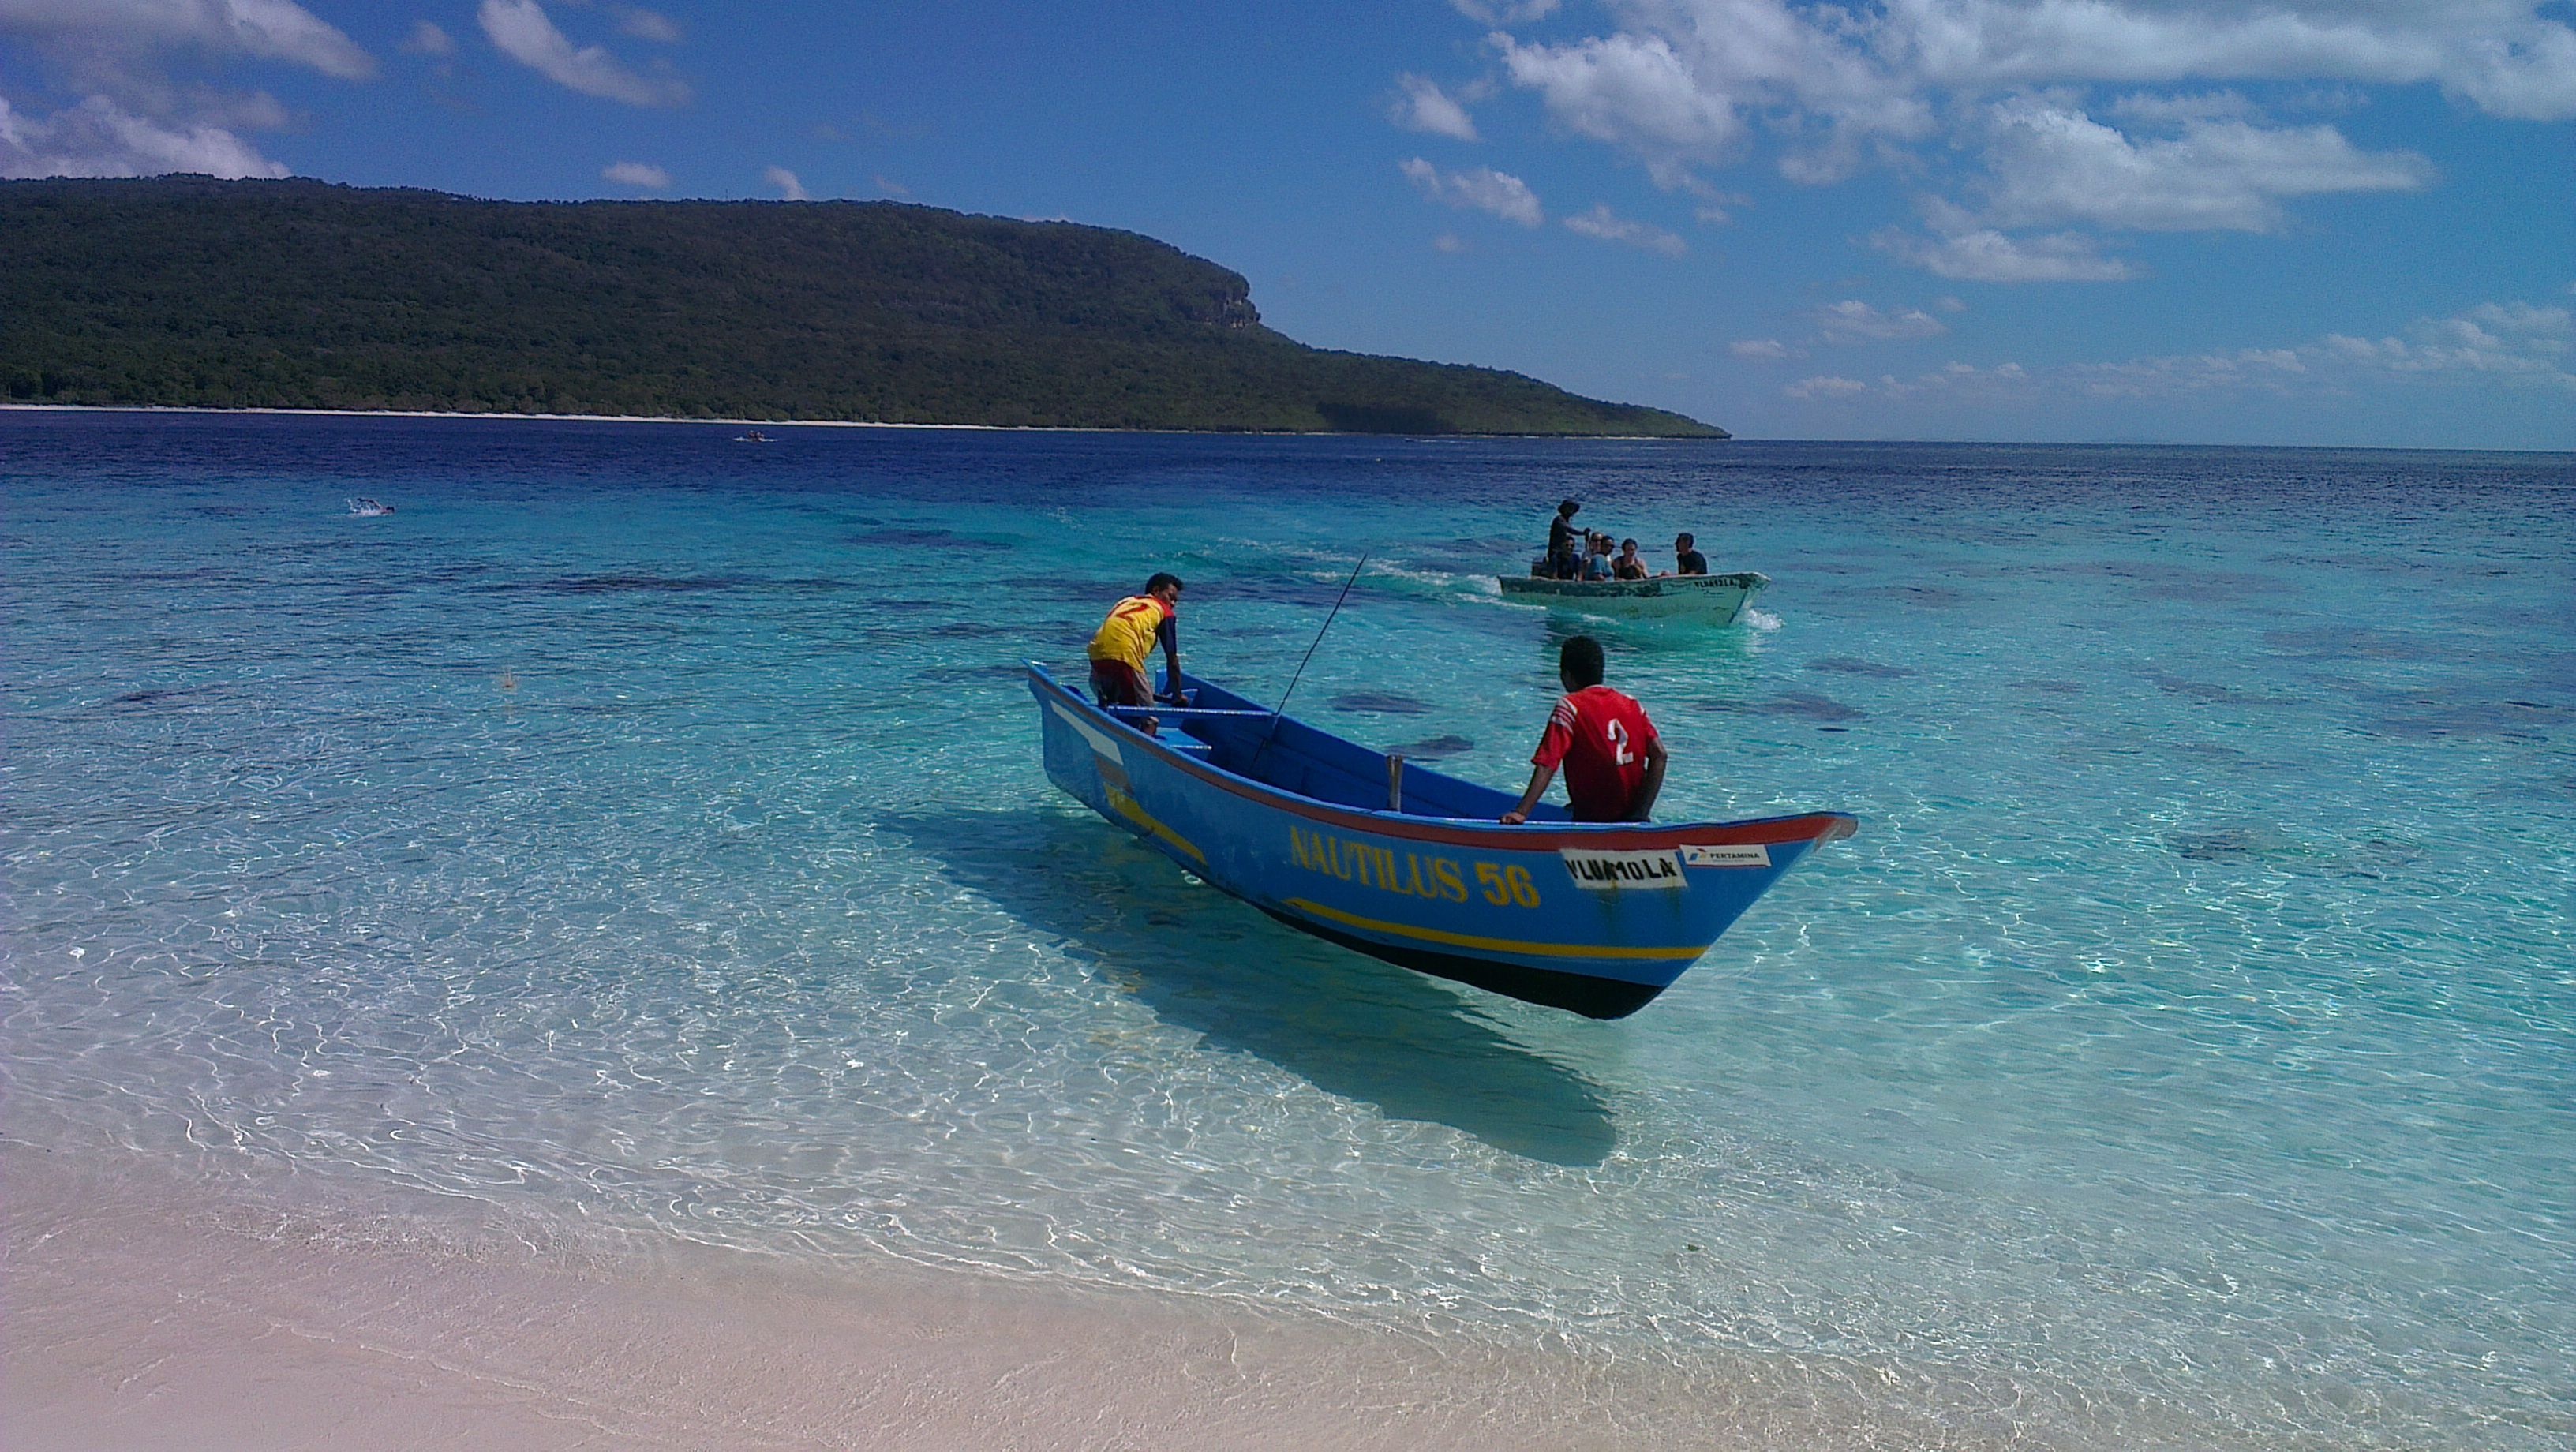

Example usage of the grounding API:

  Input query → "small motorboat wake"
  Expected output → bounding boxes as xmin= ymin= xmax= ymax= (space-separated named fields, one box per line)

xmin=346 ymin=497 xmax=395 ymax=517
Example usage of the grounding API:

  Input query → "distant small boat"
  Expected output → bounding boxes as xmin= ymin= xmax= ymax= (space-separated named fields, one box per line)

xmin=346 ymin=497 xmax=395 ymax=516
xmin=736 ymin=428 xmax=773 ymax=443
xmin=1499 ymin=571 xmax=1769 ymax=623
xmin=1031 ymin=663 xmax=1853 ymax=1018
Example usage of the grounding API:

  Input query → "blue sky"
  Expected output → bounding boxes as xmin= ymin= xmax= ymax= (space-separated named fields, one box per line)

xmin=3 ymin=1 xmax=2570 ymax=448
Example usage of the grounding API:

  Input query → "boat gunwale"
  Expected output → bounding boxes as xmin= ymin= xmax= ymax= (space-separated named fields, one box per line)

xmin=1496 ymin=571 xmax=1769 ymax=598
xmin=1031 ymin=664 xmax=1855 ymax=853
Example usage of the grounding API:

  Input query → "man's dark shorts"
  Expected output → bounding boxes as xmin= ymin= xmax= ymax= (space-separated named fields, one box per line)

xmin=1090 ymin=659 xmax=1154 ymax=708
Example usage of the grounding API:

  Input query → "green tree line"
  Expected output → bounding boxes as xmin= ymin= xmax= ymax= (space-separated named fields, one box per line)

xmin=0 ymin=178 xmax=1726 ymax=437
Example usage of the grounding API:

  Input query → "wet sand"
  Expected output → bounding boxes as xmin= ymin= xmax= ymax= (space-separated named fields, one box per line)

xmin=0 ymin=1143 xmax=1975 ymax=1452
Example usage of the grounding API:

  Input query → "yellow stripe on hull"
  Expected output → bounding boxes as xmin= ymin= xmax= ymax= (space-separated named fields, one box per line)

xmin=1107 ymin=784 xmax=1206 ymax=863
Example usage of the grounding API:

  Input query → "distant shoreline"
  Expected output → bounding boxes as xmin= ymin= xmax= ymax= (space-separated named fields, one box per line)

xmin=0 ymin=401 xmax=1722 ymax=443
xmin=14 ymin=404 xmax=2571 ymax=452
xmin=2 ymin=399 xmax=1033 ymax=432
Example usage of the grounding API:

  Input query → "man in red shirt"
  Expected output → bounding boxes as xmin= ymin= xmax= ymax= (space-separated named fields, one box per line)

xmin=1501 ymin=636 xmax=1668 ymax=824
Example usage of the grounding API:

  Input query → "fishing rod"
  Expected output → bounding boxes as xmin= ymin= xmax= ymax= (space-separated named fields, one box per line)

xmin=1249 ymin=552 xmax=1368 ymax=770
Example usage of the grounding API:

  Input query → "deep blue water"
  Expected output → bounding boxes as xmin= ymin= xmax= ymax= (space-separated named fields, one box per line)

xmin=5 ymin=411 xmax=2571 ymax=1448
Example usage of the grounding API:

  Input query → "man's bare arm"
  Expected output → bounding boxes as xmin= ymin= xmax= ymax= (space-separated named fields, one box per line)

xmin=1156 ymin=616 xmax=1182 ymax=700
xmin=1627 ymin=738 xmax=1668 ymax=821
xmin=1501 ymin=764 xmax=1556 ymax=825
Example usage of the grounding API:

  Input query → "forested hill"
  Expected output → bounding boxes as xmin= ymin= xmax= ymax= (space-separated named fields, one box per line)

xmin=0 ymin=178 xmax=1725 ymax=437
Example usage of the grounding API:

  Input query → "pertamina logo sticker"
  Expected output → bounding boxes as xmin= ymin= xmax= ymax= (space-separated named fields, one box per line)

xmin=1681 ymin=843 xmax=1771 ymax=869
xmin=1559 ymin=848 xmax=1686 ymax=890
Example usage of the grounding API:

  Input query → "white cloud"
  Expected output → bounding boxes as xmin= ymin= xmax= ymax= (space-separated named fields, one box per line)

xmin=477 ymin=0 xmax=687 ymax=107
xmin=1813 ymin=298 xmax=1949 ymax=341
xmin=2062 ymin=347 xmax=2314 ymax=398
xmin=602 ymin=159 xmax=668 ymax=189
xmin=1786 ymin=361 xmax=2039 ymax=402
xmin=1731 ymin=338 xmax=1794 ymax=358
xmin=0 ymin=92 xmax=286 ymax=178
xmin=1974 ymin=97 xmax=2432 ymax=233
xmin=1496 ymin=30 xmax=1747 ymax=162
xmin=765 ymin=164 xmax=808 ymax=200
xmin=1400 ymin=156 xmax=1543 ymax=225
xmin=616 ymin=8 xmax=682 ymax=44
xmin=2107 ymin=89 xmax=2256 ymax=129
xmin=2320 ymin=299 xmax=2574 ymax=382
xmin=1872 ymin=359 xmax=2042 ymax=399
xmin=1392 ymin=73 xmax=1479 ymax=140
xmin=1788 ymin=298 xmax=2574 ymax=406
xmin=1787 ymin=375 xmax=1870 ymax=398
xmin=1891 ymin=0 xmax=2576 ymax=122
xmin=1563 ymin=203 xmax=1687 ymax=255
xmin=1458 ymin=0 xmax=2573 ymax=280
xmin=1874 ymin=222 xmax=2141 ymax=281
xmin=2468 ymin=301 xmax=2570 ymax=339
xmin=219 ymin=88 xmax=290 ymax=129
xmin=1676 ymin=178 xmax=1751 ymax=223
xmin=0 ymin=0 xmax=377 ymax=80
xmin=1451 ymin=0 xmax=1559 ymax=22
xmin=1492 ymin=3 xmax=1939 ymax=180
xmin=0 ymin=2 xmax=373 ymax=182
xmin=402 ymin=21 xmax=456 ymax=58
xmin=1434 ymin=231 xmax=1470 ymax=253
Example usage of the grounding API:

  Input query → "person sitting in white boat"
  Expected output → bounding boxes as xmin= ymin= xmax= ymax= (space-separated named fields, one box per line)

xmin=1087 ymin=572 xmax=1184 ymax=732
xmin=1544 ymin=498 xmax=1584 ymax=578
xmin=1502 ymin=636 xmax=1668 ymax=825
xmin=1665 ymin=533 xmax=1709 ymax=577
xmin=1582 ymin=533 xmax=1616 ymax=579
xmin=1614 ymin=538 xmax=1649 ymax=580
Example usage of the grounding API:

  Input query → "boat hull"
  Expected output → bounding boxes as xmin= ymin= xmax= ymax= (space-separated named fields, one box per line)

xmin=1028 ymin=664 xmax=1852 ymax=1018
xmin=1498 ymin=571 xmax=1768 ymax=622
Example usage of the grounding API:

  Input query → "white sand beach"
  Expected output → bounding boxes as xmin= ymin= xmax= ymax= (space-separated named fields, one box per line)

xmin=2 ymin=1143 xmax=1964 ymax=1452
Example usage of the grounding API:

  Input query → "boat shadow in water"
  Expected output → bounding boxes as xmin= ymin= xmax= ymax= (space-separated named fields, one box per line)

xmin=882 ymin=806 xmax=1620 ymax=1166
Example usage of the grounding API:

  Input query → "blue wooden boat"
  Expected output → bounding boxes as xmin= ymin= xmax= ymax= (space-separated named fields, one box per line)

xmin=1029 ymin=664 xmax=1856 ymax=1019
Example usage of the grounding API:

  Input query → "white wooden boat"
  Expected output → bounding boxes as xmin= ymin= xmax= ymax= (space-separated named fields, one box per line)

xmin=1498 ymin=571 xmax=1768 ymax=622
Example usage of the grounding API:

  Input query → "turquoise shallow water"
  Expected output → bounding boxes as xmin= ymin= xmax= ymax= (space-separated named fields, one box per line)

xmin=5 ymin=413 xmax=2572 ymax=1446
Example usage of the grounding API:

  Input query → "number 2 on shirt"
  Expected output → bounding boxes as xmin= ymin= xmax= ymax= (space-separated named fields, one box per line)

xmin=1606 ymin=718 xmax=1634 ymax=766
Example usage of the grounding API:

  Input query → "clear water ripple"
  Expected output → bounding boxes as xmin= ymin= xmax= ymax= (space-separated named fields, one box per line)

xmin=4 ymin=414 xmax=2571 ymax=1448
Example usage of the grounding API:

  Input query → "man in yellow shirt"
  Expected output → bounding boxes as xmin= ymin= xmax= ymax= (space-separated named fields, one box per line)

xmin=1088 ymin=572 xmax=1184 ymax=725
